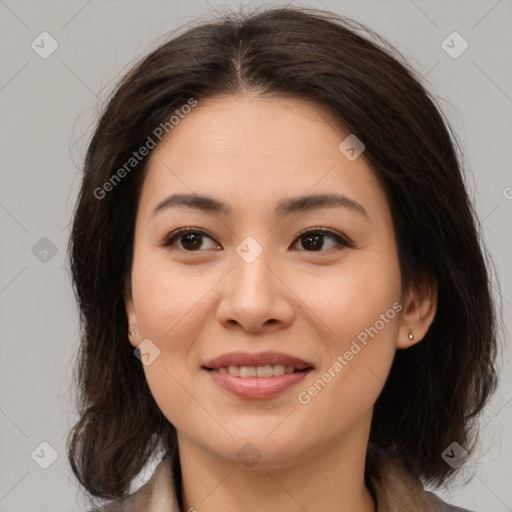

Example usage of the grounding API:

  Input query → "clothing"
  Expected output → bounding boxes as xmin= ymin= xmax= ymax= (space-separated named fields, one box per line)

xmin=90 ymin=443 xmax=473 ymax=511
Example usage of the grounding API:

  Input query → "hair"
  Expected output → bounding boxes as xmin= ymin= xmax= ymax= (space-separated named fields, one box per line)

xmin=67 ymin=4 xmax=499 ymax=503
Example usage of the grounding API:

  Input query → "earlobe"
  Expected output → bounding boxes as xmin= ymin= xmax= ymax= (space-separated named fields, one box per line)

xmin=126 ymin=307 xmax=139 ymax=349
xmin=127 ymin=328 xmax=138 ymax=348
xmin=397 ymin=270 xmax=438 ymax=349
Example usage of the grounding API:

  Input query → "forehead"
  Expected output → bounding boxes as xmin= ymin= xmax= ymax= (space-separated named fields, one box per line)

xmin=138 ymin=94 xmax=386 ymax=221
xmin=150 ymin=94 xmax=347 ymax=161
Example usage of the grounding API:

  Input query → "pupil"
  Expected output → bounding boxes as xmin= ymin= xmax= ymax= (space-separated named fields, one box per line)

xmin=303 ymin=234 xmax=322 ymax=251
xmin=183 ymin=233 xmax=201 ymax=250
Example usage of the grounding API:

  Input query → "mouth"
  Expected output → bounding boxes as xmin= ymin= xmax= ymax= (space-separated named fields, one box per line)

xmin=202 ymin=351 xmax=314 ymax=399
xmin=203 ymin=364 xmax=312 ymax=377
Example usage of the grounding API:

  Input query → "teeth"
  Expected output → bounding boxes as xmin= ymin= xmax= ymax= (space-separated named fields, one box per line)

xmin=228 ymin=365 xmax=240 ymax=377
xmin=273 ymin=364 xmax=286 ymax=376
xmin=255 ymin=365 xmax=270 ymax=377
xmin=240 ymin=366 xmax=256 ymax=378
xmin=214 ymin=364 xmax=301 ymax=377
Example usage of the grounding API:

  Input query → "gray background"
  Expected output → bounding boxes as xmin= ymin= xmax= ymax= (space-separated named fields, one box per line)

xmin=0 ymin=0 xmax=511 ymax=510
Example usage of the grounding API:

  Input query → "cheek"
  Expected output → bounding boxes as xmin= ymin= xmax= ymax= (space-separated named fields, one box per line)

xmin=131 ymin=250 xmax=199 ymax=340
xmin=298 ymin=251 xmax=401 ymax=347
xmin=130 ymin=252 xmax=215 ymax=428
xmin=291 ymin=253 xmax=401 ymax=416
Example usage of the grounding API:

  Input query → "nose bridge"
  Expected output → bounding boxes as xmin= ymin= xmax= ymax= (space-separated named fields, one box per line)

xmin=232 ymin=234 xmax=274 ymax=300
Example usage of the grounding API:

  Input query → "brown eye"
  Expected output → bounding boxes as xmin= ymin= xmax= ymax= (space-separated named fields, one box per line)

xmin=291 ymin=229 xmax=351 ymax=252
xmin=161 ymin=228 xmax=219 ymax=252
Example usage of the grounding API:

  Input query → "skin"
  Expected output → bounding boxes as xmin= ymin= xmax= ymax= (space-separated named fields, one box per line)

xmin=125 ymin=94 xmax=437 ymax=512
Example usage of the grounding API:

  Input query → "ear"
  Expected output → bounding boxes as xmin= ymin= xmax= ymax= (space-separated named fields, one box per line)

xmin=397 ymin=268 xmax=438 ymax=349
xmin=124 ymin=275 xmax=139 ymax=348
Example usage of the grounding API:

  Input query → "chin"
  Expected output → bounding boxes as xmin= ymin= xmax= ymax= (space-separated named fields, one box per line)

xmin=198 ymin=427 xmax=312 ymax=469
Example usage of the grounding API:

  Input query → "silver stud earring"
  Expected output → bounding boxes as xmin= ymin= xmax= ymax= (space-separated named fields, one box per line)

xmin=408 ymin=331 xmax=414 ymax=341
xmin=129 ymin=330 xmax=135 ymax=337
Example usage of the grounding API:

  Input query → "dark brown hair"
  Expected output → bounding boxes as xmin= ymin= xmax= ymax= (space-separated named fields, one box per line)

xmin=67 ymin=5 xmax=498 ymax=503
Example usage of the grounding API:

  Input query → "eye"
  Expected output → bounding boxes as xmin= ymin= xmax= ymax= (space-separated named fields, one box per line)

xmin=290 ymin=228 xmax=351 ymax=252
xmin=160 ymin=227 xmax=351 ymax=253
xmin=160 ymin=228 xmax=219 ymax=252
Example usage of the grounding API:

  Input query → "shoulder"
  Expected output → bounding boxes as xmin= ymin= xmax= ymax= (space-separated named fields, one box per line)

xmin=423 ymin=490 xmax=474 ymax=511
xmin=86 ymin=484 xmax=153 ymax=512
xmin=365 ymin=442 xmax=475 ymax=512
xmin=85 ymin=453 xmax=178 ymax=512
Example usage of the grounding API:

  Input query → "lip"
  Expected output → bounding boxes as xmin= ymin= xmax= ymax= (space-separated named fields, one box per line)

xmin=203 ymin=351 xmax=314 ymax=371
xmin=206 ymin=367 xmax=313 ymax=399
xmin=202 ymin=351 xmax=314 ymax=399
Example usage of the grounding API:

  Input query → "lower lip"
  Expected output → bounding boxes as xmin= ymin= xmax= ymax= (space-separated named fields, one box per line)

xmin=206 ymin=368 xmax=313 ymax=399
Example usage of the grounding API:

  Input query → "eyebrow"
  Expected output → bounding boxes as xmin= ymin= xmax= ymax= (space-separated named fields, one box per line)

xmin=151 ymin=192 xmax=368 ymax=219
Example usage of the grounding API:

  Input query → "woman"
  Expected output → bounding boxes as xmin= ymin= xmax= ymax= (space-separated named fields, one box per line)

xmin=67 ymin=6 xmax=498 ymax=511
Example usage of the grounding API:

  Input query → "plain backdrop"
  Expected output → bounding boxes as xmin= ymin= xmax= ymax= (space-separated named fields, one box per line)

xmin=0 ymin=0 xmax=511 ymax=511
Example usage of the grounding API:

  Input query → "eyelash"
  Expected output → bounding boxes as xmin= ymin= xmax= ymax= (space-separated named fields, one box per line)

xmin=159 ymin=227 xmax=352 ymax=253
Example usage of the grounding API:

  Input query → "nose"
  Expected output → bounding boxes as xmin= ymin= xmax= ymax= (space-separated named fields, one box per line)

xmin=215 ymin=247 xmax=295 ymax=333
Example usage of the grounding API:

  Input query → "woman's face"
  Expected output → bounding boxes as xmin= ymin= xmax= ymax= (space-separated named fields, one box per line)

xmin=126 ymin=94 xmax=422 ymax=467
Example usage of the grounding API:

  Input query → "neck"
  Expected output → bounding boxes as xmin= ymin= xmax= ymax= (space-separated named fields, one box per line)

xmin=177 ymin=419 xmax=375 ymax=512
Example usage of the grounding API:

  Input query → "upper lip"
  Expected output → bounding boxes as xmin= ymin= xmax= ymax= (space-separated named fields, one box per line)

xmin=203 ymin=351 xmax=314 ymax=370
